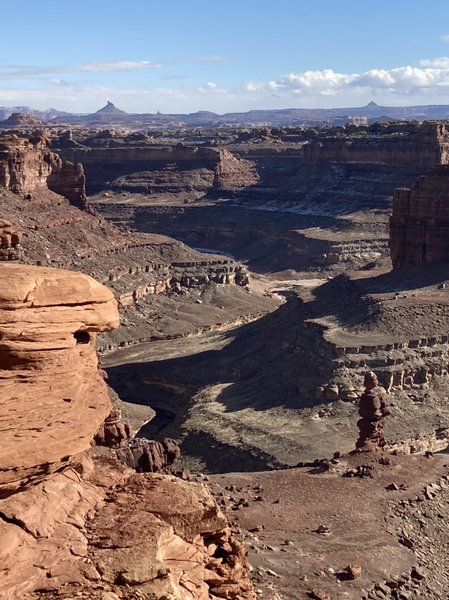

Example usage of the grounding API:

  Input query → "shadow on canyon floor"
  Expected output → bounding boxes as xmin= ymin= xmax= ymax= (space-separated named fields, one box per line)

xmin=106 ymin=293 xmax=336 ymax=425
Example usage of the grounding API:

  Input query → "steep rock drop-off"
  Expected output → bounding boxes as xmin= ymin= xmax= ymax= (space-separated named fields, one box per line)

xmin=5 ymin=123 xmax=449 ymax=598
xmin=87 ymin=121 xmax=449 ymax=277
xmin=0 ymin=264 xmax=255 ymax=600
xmin=0 ymin=132 xmax=86 ymax=208
xmin=58 ymin=144 xmax=258 ymax=197
xmin=0 ymin=131 xmax=277 ymax=352
xmin=100 ymin=149 xmax=449 ymax=468
xmin=390 ymin=164 xmax=449 ymax=267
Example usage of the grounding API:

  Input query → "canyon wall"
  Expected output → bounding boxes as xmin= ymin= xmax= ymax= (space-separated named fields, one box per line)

xmin=0 ymin=131 xmax=259 ymax=350
xmin=0 ymin=132 xmax=86 ymax=208
xmin=390 ymin=164 xmax=449 ymax=267
xmin=56 ymin=121 xmax=449 ymax=212
xmin=303 ymin=121 xmax=449 ymax=167
xmin=58 ymin=144 xmax=258 ymax=195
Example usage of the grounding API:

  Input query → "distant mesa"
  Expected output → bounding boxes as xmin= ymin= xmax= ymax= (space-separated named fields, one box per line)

xmin=5 ymin=99 xmax=449 ymax=127
xmin=0 ymin=112 xmax=45 ymax=127
xmin=95 ymin=101 xmax=128 ymax=116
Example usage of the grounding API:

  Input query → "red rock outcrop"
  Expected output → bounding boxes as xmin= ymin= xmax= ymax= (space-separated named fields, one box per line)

xmin=93 ymin=407 xmax=133 ymax=447
xmin=0 ymin=462 xmax=255 ymax=599
xmin=390 ymin=164 xmax=449 ymax=267
xmin=0 ymin=219 xmax=22 ymax=260
xmin=47 ymin=159 xmax=87 ymax=209
xmin=0 ymin=263 xmax=119 ymax=494
xmin=0 ymin=112 xmax=45 ymax=128
xmin=356 ymin=372 xmax=390 ymax=451
xmin=112 ymin=437 xmax=181 ymax=473
xmin=0 ymin=132 xmax=86 ymax=208
xmin=213 ymin=148 xmax=259 ymax=189
xmin=88 ymin=473 xmax=255 ymax=600
xmin=93 ymin=408 xmax=181 ymax=472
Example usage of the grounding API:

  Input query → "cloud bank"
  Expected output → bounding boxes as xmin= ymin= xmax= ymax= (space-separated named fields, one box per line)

xmin=246 ymin=60 xmax=449 ymax=99
xmin=2 ymin=56 xmax=449 ymax=112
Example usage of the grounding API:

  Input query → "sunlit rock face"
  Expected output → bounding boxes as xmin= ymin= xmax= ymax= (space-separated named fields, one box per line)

xmin=0 ymin=263 xmax=119 ymax=494
xmin=0 ymin=132 xmax=86 ymax=207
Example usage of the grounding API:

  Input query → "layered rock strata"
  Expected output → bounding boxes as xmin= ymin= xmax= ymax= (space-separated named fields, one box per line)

xmin=60 ymin=120 xmax=449 ymax=213
xmin=390 ymin=164 xmax=449 ymax=267
xmin=0 ymin=132 xmax=86 ymax=208
xmin=0 ymin=130 xmax=260 ymax=351
xmin=58 ymin=144 xmax=258 ymax=196
xmin=0 ymin=263 xmax=119 ymax=494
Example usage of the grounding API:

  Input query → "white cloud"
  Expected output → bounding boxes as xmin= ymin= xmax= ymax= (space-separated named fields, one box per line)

xmin=75 ymin=60 xmax=164 ymax=72
xmin=419 ymin=57 xmax=449 ymax=68
xmin=246 ymin=60 xmax=449 ymax=99
xmin=0 ymin=60 xmax=164 ymax=80
xmin=193 ymin=56 xmax=229 ymax=62
xmin=440 ymin=35 xmax=449 ymax=43
xmin=245 ymin=82 xmax=263 ymax=92
xmin=197 ymin=81 xmax=229 ymax=95
xmin=4 ymin=56 xmax=449 ymax=113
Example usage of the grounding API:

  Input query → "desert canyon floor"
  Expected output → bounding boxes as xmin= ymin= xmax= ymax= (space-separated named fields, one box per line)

xmin=3 ymin=122 xmax=449 ymax=598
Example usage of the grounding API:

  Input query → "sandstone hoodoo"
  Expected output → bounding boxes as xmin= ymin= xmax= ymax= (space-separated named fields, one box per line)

xmin=0 ymin=219 xmax=22 ymax=260
xmin=356 ymin=371 xmax=390 ymax=451
xmin=0 ymin=263 xmax=119 ymax=494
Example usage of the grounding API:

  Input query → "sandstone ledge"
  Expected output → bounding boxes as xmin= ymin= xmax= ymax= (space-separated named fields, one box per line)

xmin=0 ymin=457 xmax=255 ymax=600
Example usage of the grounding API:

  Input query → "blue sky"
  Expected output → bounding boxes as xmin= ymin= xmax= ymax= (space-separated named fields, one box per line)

xmin=2 ymin=0 xmax=449 ymax=113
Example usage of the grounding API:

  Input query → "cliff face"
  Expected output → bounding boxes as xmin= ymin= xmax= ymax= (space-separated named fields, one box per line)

xmin=390 ymin=164 xmax=449 ymax=267
xmin=0 ymin=133 xmax=86 ymax=208
xmin=0 ymin=263 xmax=255 ymax=599
xmin=0 ymin=130 xmax=258 ymax=351
xmin=57 ymin=121 xmax=449 ymax=215
xmin=57 ymin=144 xmax=258 ymax=195
xmin=302 ymin=121 xmax=449 ymax=168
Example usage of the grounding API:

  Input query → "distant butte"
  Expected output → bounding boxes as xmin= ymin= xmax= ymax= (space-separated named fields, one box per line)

xmin=95 ymin=100 xmax=128 ymax=116
xmin=3 ymin=100 xmax=449 ymax=128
